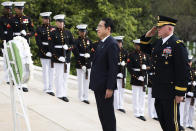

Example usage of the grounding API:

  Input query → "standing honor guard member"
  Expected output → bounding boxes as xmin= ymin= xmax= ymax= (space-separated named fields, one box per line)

xmin=182 ymin=55 xmax=196 ymax=130
xmin=72 ymin=24 xmax=94 ymax=104
xmin=0 ymin=1 xmax=13 ymax=44
xmin=0 ymin=1 xmax=13 ymax=84
xmin=140 ymin=15 xmax=190 ymax=131
xmin=127 ymin=39 xmax=149 ymax=121
xmin=89 ymin=18 xmax=119 ymax=131
xmin=49 ymin=14 xmax=74 ymax=102
xmin=11 ymin=1 xmax=34 ymax=92
xmin=147 ymin=56 xmax=158 ymax=120
xmin=113 ymin=36 xmax=127 ymax=113
xmin=12 ymin=1 xmax=34 ymax=42
xmin=35 ymin=12 xmax=55 ymax=96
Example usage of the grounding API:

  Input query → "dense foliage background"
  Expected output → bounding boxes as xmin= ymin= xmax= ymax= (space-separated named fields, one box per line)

xmin=1 ymin=0 xmax=196 ymax=89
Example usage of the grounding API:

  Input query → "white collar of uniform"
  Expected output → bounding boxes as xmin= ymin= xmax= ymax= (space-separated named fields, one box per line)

xmin=162 ymin=33 xmax=173 ymax=45
xmin=101 ymin=35 xmax=110 ymax=43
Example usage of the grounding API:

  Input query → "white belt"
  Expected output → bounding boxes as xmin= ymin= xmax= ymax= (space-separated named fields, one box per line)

xmin=79 ymin=53 xmax=85 ymax=57
xmin=132 ymin=68 xmax=141 ymax=71
xmin=42 ymin=42 xmax=49 ymax=45
xmin=54 ymin=45 xmax=63 ymax=48
xmin=13 ymin=32 xmax=21 ymax=36
xmin=149 ymin=73 xmax=154 ymax=75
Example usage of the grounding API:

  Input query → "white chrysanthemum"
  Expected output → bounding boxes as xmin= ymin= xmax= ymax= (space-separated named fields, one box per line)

xmin=11 ymin=36 xmax=34 ymax=84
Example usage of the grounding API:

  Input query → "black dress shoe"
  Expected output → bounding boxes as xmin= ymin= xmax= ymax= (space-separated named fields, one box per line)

xmin=179 ymin=126 xmax=185 ymax=131
xmin=82 ymin=100 xmax=90 ymax=104
xmin=153 ymin=118 xmax=159 ymax=121
xmin=7 ymin=82 xmax=15 ymax=85
xmin=137 ymin=116 xmax=146 ymax=121
xmin=118 ymin=109 xmax=126 ymax=113
xmin=58 ymin=97 xmax=69 ymax=102
xmin=22 ymin=87 xmax=28 ymax=92
xmin=63 ymin=97 xmax=69 ymax=102
xmin=187 ymin=126 xmax=195 ymax=130
xmin=47 ymin=92 xmax=55 ymax=96
xmin=58 ymin=97 xmax=64 ymax=100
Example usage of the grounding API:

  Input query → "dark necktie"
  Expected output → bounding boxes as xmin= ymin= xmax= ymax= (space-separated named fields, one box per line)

xmin=97 ymin=41 xmax=104 ymax=50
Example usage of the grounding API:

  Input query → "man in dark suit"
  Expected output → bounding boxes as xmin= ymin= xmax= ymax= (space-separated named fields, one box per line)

xmin=140 ymin=16 xmax=190 ymax=131
xmin=89 ymin=18 xmax=119 ymax=131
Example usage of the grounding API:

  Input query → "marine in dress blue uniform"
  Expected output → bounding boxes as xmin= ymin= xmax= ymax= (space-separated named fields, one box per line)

xmin=35 ymin=12 xmax=55 ymax=96
xmin=113 ymin=36 xmax=127 ymax=113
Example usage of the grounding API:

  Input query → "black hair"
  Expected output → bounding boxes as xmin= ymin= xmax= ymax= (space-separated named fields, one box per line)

xmin=101 ymin=18 xmax=114 ymax=32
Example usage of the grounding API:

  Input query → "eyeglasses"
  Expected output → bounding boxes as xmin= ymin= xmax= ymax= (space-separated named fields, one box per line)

xmin=97 ymin=24 xmax=105 ymax=29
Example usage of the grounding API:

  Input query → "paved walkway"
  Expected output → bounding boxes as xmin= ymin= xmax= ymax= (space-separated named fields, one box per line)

xmin=0 ymin=61 xmax=195 ymax=131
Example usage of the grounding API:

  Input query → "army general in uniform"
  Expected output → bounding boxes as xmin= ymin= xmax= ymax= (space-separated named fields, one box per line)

xmin=140 ymin=16 xmax=190 ymax=131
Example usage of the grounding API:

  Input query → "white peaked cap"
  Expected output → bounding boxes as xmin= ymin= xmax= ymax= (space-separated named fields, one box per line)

xmin=76 ymin=24 xmax=88 ymax=30
xmin=53 ymin=14 xmax=65 ymax=20
xmin=114 ymin=36 xmax=125 ymax=41
xmin=133 ymin=39 xmax=140 ymax=44
xmin=13 ymin=1 xmax=26 ymax=7
xmin=1 ymin=1 xmax=13 ymax=7
xmin=40 ymin=12 xmax=52 ymax=17
xmin=188 ymin=55 xmax=193 ymax=60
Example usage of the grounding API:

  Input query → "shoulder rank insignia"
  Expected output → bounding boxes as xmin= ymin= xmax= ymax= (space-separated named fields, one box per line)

xmin=176 ymin=40 xmax=183 ymax=44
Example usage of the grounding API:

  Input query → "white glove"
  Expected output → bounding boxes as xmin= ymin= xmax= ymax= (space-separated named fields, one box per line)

xmin=63 ymin=44 xmax=68 ymax=50
xmin=58 ymin=57 xmax=65 ymax=62
xmin=20 ymin=30 xmax=27 ymax=36
xmin=138 ymin=76 xmax=144 ymax=81
xmin=121 ymin=61 xmax=126 ymax=66
xmin=84 ymin=53 xmax=90 ymax=58
xmin=193 ymin=81 xmax=196 ymax=86
xmin=82 ymin=66 xmax=86 ymax=72
xmin=187 ymin=92 xmax=194 ymax=97
xmin=46 ymin=52 xmax=52 ymax=57
xmin=142 ymin=64 xmax=147 ymax=70
xmin=117 ymin=73 xmax=123 ymax=78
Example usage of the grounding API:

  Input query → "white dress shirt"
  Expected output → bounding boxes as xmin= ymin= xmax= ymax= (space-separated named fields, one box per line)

xmin=162 ymin=33 xmax=173 ymax=45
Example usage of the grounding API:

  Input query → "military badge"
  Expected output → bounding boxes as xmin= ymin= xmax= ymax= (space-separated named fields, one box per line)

xmin=163 ymin=47 xmax=172 ymax=55
xmin=163 ymin=47 xmax=172 ymax=64
xmin=50 ymin=28 xmax=55 ymax=32
xmin=23 ymin=19 xmax=29 ymax=23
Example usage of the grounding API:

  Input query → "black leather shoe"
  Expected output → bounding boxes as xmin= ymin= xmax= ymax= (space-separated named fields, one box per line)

xmin=63 ymin=97 xmax=69 ymax=102
xmin=58 ymin=97 xmax=63 ymax=100
xmin=153 ymin=118 xmax=159 ymax=121
xmin=179 ymin=126 xmax=185 ymax=131
xmin=82 ymin=100 xmax=90 ymax=104
xmin=137 ymin=116 xmax=146 ymax=121
xmin=7 ymin=82 xmax=15 ymax=85
xmin=118 ymin=109 xmax=126 ymax=113
xmin=187 ymin=126 xmax=195 ymax=130
xmin=47 ymin=92 xmax=55 ymax=96
xmin=22 ymin=87 xmax=28 ymax=92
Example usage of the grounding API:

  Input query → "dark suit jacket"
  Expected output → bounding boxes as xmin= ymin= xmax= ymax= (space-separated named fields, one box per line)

xmin=89 ymin=36 xmax=119 ymax=92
